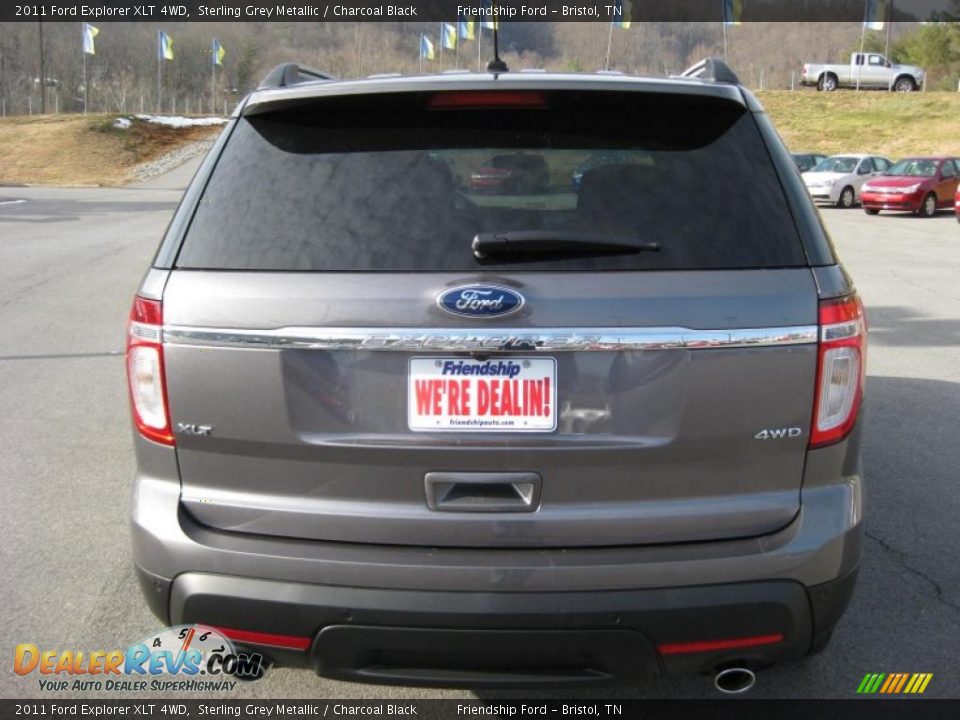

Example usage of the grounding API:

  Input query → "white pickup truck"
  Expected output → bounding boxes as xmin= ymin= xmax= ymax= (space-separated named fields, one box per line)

xmin=801 ymin=53 xmax=925 ymax=92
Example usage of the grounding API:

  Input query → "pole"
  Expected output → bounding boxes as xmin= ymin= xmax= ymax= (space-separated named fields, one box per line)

xmin=38 ymin=21 xmax=46 ymax=114
xmin=856 ymin=22 xmax=866 ymax=91
xmin=477 ymin=25 xmax=482 ymax=70
xmin=605 ymin=22 xmax=614 ymax=71
xmin=885 ymin=0 xmax=893 ymax=59
xmin=439 ymin=24 xmax=443 ymax=69
xmin=211 ymin=51 xmax=215 ymax=117
xmin=722 ymin=21 xmax=728 ymax=63
xmin=157 ymin=33 xmax=162 ymax=113
xmin=82 ymin=35 xmax=87 ymax=114
xmin=419 ymin=35 xmax=423 ymax=75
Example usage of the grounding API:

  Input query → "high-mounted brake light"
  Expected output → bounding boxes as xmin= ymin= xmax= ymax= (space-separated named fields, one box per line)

xmin=810 ymin=294 xmax=866 ymax=449
xmin=126 ymin=296 xmax=174 ymax=446
xmin=427 ymin=91 xmax=547 ymax=110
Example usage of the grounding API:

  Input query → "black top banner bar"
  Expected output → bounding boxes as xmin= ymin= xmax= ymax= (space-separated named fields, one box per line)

xmin=2 ymin=0 xmax=958 ymax=23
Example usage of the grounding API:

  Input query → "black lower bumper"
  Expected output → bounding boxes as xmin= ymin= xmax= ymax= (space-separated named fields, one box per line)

xmin=137 ymin=567 xmax=858 ymax=688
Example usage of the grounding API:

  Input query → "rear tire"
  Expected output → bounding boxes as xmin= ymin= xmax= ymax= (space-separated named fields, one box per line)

xmin=893 ymin=76 xmax=916 ymax=92
xmin=918 ymin=193 xmax=937 ymax=218
xmin=837 ymin=186 xmax=855 ymax=209
xmin=864 ymin=208 xmax=880 ymax=215
xmin=818 ymin=74 xmax=838 ymax=92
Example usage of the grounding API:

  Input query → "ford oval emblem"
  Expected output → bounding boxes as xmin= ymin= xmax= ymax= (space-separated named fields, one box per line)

xmin=437 ymin=284 xmax=525 ymax=319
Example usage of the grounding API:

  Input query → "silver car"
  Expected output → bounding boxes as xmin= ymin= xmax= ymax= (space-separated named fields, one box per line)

xmin=128 ymin=60 xmax=865 ymax=690
xmin=803 ymin=154 xmax=893 ymax=208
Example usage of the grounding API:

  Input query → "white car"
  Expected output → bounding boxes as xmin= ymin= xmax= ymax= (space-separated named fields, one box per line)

xmin=803 ymin=154 xmax=893 ymax=208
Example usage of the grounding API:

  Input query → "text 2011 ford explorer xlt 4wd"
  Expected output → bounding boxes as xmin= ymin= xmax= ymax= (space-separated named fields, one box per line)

xmin=128 ymin=59 xmax=865 ymax=691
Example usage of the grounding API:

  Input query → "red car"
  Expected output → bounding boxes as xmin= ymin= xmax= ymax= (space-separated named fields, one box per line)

xmin=469 ymin=153 xmax=550 ymax=194
xmin=955 ymin=184 xmax=960 ymax=223
xmin=860 ymin=157 xmax=960 ymax=217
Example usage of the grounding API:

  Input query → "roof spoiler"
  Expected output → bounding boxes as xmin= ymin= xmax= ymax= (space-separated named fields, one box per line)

xmin=678 ymin=58 xmax=741 ymax=85
xmin=257 ymin=63 xmax=336 ymax=90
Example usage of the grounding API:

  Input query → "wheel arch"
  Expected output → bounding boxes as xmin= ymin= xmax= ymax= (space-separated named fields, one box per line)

xmin=892 ymin=74 xmax=917 ymax=91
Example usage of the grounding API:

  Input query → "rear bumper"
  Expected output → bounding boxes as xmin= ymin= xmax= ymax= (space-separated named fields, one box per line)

xmin=131 ymin=424 xmax=864 ymax=685
xmin=136 ymin=566 xmax=857 ymax=687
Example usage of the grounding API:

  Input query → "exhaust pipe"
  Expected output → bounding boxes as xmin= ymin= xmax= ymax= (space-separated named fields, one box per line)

xmin=714 ymin=666 xmax=757 ymax=694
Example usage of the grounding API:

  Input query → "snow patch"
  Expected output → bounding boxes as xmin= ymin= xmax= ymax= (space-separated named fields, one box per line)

xmin=112 ymin=117 xmax=132 ymax=130
xmin=133 ymin=114 xmax=228 ymax=128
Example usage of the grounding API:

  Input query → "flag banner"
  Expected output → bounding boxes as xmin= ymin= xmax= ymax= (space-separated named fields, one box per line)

xmin=82 ymin=23 xmax=99 ymax=55
xmin=459 ymin=18 xmax=476 ymax=40
xmin=213 ymin=38 xmax=226 ymax=66
xmin=480 ymin=0 xmax=498 ymax=29
xmin=723 ymin=0 xmax=743 ymax=25
xmin=420 ymin=34 xmax=435 ymax=60
xmin=613 ymin=0 xmax=632 ymax=28
xmin=864 ymin=0 xmax=885 ymax=29
xmin=442 ymin=22 xmax=457 ymax=50
xmin=158 ymin=31 xmax=174 ymax=61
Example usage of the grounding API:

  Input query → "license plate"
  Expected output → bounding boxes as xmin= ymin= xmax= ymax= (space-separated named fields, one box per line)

xmin=408 ymin=357 xmax=557 ymax=432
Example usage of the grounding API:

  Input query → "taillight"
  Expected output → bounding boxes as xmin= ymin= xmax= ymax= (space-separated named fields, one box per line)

xmin=126 ymin=296 xmax=174 ymax=445
xmin=810 ymin=294 xmax=866 ymax=448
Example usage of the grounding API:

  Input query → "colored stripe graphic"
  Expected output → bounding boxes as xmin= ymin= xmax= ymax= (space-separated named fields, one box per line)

xmin=879 ymin=674 xmax=896 ymax=693
xmin=893 ymin=673 xmax=910 ymax=693
xmin=857 ymin=672 xmax=932 ymax=694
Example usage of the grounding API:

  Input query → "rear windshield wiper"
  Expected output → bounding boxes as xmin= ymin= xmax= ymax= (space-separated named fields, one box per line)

xmin=472 ymin=231 xmax=660 ymax=261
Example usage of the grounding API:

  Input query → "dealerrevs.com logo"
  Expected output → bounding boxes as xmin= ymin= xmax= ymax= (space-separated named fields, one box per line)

xmin=14 ymin=624 xmax=266 ymax=692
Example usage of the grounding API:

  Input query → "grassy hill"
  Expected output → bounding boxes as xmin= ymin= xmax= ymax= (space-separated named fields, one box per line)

xmin=0 ymin=91 xmax=957 ymax=186
xmin=0 ymin=114 xmax=221 ymax=186
xmin=760 ymin=91 xmax=960 ymax=158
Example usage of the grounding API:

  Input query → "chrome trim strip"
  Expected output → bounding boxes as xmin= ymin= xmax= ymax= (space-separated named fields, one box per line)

xmin=162 ymin=325 xmax=818 ymax=352
xmin=821 ymin=318 xmax=864 ymax=342
xmin=130 ymin=322 xmax=161 ymax=343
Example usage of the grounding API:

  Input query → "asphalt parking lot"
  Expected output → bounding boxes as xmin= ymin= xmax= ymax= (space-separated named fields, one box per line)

xmin=2 ymin=164 xmax=959 ymax=700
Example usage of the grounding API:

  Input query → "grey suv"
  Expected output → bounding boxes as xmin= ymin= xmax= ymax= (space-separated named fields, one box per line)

xmin=128 ymin=59 xmax=865 ymax=689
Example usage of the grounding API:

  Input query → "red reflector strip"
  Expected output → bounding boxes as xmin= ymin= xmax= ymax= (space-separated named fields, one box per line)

xmin=428 ymin=91 xmax=547 ymax=110
xmin=214 ymin=626 xmax=311 ymax=651
xmin=657 ymin=633 xmax=784 ymax=656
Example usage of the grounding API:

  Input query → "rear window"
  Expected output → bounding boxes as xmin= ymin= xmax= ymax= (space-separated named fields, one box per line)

xmin=176 ymin=90 xmax=805 ymax=272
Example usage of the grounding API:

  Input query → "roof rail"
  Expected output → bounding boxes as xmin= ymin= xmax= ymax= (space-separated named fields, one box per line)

xmin=678 ymin=58 xmax=741 ymax=85
xmin=257 ymin=63 xmax=336 ymax=90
